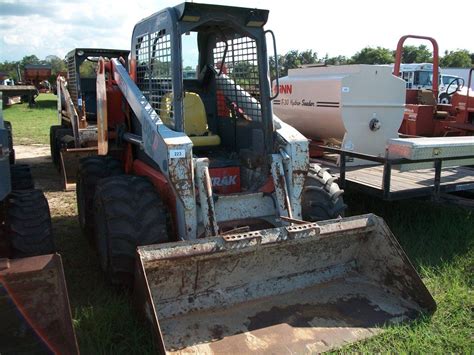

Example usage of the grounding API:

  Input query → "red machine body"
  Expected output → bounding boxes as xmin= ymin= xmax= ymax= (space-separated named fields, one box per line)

xmin=102 ymin=61 xmax=127 ymax=128
xmin=395 ymin=35 xmax=474 ymax=136
xmin=208 ymin=166 xmax=241 ymax=194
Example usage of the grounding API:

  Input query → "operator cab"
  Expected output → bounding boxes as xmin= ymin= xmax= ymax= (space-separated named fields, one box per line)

xmin=133 ymin=3 xmax=275 ymax=195
xmin=65 ymin=48 xmax=130 ymax=122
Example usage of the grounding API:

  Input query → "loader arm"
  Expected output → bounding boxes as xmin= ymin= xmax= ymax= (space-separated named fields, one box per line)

xmin=109 ymin=58 xmax=197 ymax=240
xmin=57 ymin=76 xmax=80 ymax=148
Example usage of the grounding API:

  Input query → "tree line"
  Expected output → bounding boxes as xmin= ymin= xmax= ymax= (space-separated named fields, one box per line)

xmin=271 ymin=45 xmax=474 ymax=76
xmin=0 ymin=55 xmax=66 ymax=84
xmin=1 ymin=45 xmax=473 ymax=82
xmin=0 ymin=54 xmax=96 ymax=83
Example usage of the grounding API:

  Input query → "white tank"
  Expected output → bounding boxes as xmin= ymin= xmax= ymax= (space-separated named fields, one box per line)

xmin=273 ymin=65 xmax=406 ymax=165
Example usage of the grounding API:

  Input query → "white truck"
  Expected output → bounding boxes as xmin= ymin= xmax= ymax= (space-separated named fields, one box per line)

xmin=397 ymin=63 xmax=461 ymax=103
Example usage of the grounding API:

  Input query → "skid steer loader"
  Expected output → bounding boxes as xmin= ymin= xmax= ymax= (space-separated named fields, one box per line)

xmin=0 ymin=93 xmax=78 ymax=353
xmin=52 ymin=48 xmax=129 ymax=190
xmin=76 ymin=2 xmax=435 ymax=352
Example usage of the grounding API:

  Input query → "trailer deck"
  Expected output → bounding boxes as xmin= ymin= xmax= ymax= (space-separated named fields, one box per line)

xmin=333 ymin=164 xmax=474 ymax=200
xmin=315 ymin=139 xmax=474 ymax=202
xmin=0 ymin=85 xmax=38 ymax=107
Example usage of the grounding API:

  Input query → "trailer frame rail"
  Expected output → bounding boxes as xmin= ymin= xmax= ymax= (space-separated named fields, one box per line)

xmin=317 ymin=145 xmax=474 ymax=201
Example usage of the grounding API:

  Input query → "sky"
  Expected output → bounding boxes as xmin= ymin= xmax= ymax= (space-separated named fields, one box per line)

xmin=1 ymin=0 xmax=473 ymax=62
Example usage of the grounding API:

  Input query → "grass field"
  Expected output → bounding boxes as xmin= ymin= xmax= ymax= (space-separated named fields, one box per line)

xmin=3 ymin=93 xmax=57 ymax=144
xmin=5 ymin=94 xmax=474 ymax=353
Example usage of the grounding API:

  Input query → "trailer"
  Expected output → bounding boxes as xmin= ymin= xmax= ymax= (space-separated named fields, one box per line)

xmin=273 ymin=59 xmax=474 ymax=204
xmin=314 ymin=137 xmax=474 ymax=202
xmin=0 ymin=85 xmax=38 ymax=107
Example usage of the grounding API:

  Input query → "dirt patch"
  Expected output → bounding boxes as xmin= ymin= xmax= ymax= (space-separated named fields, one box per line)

xmin=14 ymin=144 xmax=62 ymax=192
xmin=14 ymin=144 xmax=79 ymax=242
xmin=14 ymin=144 xmax=51 ymax=162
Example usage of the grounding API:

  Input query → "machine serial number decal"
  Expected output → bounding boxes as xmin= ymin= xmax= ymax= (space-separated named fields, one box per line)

xmin=169 ymin=149 xmax=186 ymax=158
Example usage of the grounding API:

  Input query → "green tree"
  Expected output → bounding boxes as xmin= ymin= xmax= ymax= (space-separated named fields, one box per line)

xmin=298 ymin=50 xmax=319 ymax=66
xmin=268 ymin=54 xmax=283 ymax=80
xmin=399 ymin=45 xmax=432 ymax=63
xmin=0 ymin=60 xmax=20 ymax=81
xmin=79 ymin=60 xmax=98 ymax=78
xmin=440 ymin=50 xmax=472 ymax=68
xmin=20 ymin=55 xmax=41 ymax=68
xmin=351 ymin=47 xmax=394 ymax=64
xmin=272 ymin=50 xmax=320 ymax=77
xmin=323 ymin=54 xmax=350 ymax=65
xmin=45 ymin=55 xmax=66 ymax=74
xmin=45 ymin=55 xmax=67 ymax=83
xmin=232 ymin=61 xmax=257 ymax=84
xmin=282 ymin=50 xmax=301 ymax=73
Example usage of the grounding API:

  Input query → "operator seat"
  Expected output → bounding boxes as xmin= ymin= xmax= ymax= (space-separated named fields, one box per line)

xmin=160 ymin=92 xmax=221 ymax=147
xmin=418 ymin=90 xmax=449 ymax=119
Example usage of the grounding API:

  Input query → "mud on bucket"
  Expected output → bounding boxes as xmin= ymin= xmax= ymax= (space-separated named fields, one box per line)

xmin=134 ymin=213 xmax=435 ymax=353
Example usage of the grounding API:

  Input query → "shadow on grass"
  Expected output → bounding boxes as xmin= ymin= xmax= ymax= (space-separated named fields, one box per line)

xmin=345 ymin=192 xmax=473 ymax=270
xmin=2 ymin=97 xmax=57 ymax=110
xmin=52 ymin=215 xmax=156 ymax=354
xmin=34 ymin=98 xmax=57 ymax=110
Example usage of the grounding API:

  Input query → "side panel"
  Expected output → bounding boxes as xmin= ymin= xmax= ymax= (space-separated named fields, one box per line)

xmin=0 ymin=92 xmax=11 ymax=200
xmin=112 ymin=59 xmax=197 ymax=240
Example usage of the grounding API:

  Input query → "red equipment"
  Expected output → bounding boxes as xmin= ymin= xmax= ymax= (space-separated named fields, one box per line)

xmin=394 ymin=35 xmax=474 ymax=136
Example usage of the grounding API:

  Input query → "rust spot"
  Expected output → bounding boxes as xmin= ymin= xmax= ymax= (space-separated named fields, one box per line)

xmin=209 ymin=324 xmax=229 ymax=340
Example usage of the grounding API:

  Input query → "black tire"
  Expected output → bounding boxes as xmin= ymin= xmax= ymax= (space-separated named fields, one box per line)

xmin=302 ymin=163 xmax=347 ymax=221
xmin=6 ymin=189 xmax=55 ymax=258
xmin=94 ymin=175 xmax=170 ymax=287
xmin=4 ymin=120 xmax=14 ymax=164
xmin=76 ymin=156 xmax=123 ymax=241
xmin=52 ymin=128 xmax=73 ymax=169
xmin=10 ymin=164 xmax=34 ymax=190
xmin=49 ymin=125 xmax=62 ymax=165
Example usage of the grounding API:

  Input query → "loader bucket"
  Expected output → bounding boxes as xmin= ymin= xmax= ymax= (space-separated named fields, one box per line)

xmin=135 ymin=214 xmax=435 ymax=353
xmin=60 ymin=147 xmax=97 ymax=190
xmin=0 ymin=254 xmax=78 ymax=354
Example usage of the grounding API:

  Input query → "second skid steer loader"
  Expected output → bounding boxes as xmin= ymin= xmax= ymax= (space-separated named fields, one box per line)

xmin=76 ymin=2 xmax=435 ymax=352
xmin=0 ymin=93 xmax=78 ymax=354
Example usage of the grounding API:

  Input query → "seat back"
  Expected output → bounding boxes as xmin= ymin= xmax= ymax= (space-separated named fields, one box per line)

xmin=160 ymin=92 xmax=220 ymax=146
xmin=417 ymin=90 xmax=437 ymax=106
xmin=183 ymin=92 xmax=208 ymax=136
